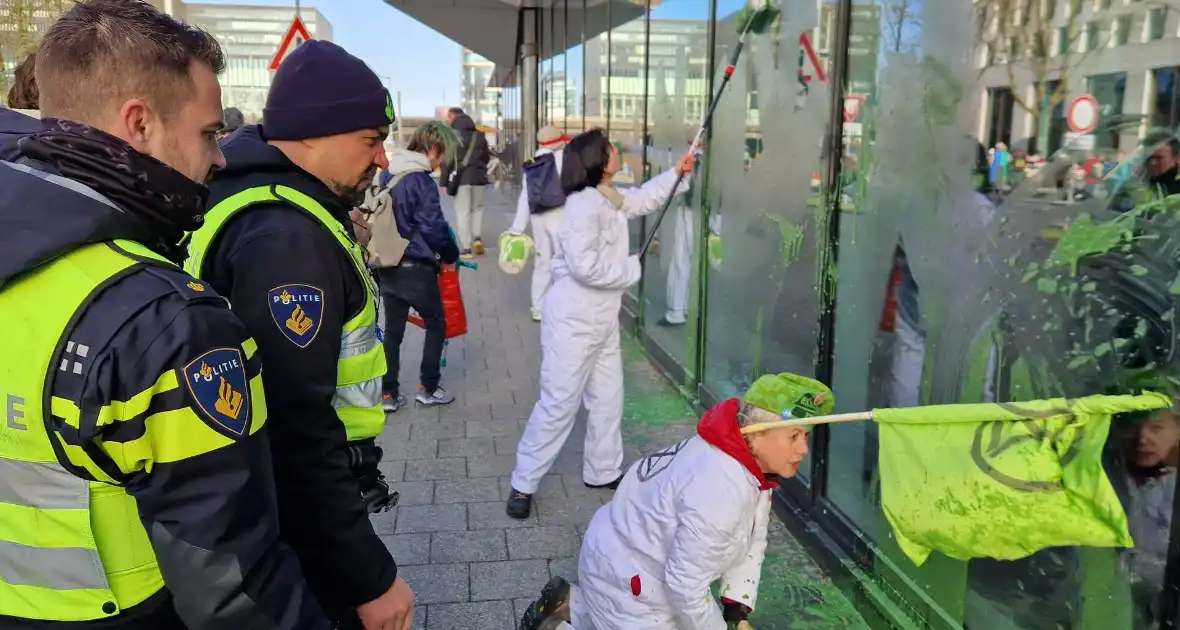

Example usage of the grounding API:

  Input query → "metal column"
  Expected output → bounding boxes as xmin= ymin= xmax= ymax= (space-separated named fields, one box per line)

xmin=521 ymin=8 xmax=540 ymax=156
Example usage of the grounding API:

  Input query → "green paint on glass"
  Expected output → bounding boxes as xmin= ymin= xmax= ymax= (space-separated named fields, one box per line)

xmin=761 ymin=213 xmax=806 ymax=267
xmin=1044 ymin=213 xmax=1132 ymax=275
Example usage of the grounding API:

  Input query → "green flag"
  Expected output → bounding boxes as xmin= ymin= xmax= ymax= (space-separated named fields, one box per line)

xmin=876 ymin=392 xmax=1171 ymax=566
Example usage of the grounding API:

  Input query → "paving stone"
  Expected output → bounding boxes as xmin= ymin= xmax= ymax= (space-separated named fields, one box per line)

xmin=439 ymin=403 xmax=492 ymax=422
xmin=548 ymin=556 xmax=580 ymax=583
xmin=437 ymin=437 xmax=497 ymax=458
xmin=468 ymin=500 xmax=539 ymax=529
xmin=430 ymin=530 xmax=507 ymax=563
xmin=413 ymin=606 xmax=427 ymax=629
xmin=380 ymin=438 xmax=438 ymax=460
xmin=380 ymin=533 xmax=431 ymax=566
xmin=378 ymin=460 xmax=406 ymax=483
xmin=396 ymin=504 xmax=467 ymax=534
xmin=404 ymin=458 xmax=467 ymax=481
xmin=409 ymin=419 xmax=466 ymax=441
xmin=399 ymin=563 xmax=468 ymax=604
xmin=489 ymin=403 xmax=534 ymax=421
xmin=506 ymin=526 xmax=580 ymax=560
xmin=426 ymin=601 xmax=516 ymax=629
xmin=378 ymin=421 xmax=410 ymax=443
xmin=494 ymin=436 xmax=521 ymax=456
xmin=512 ymin=598 xmax=535 ymax=626
xmin=386 ymin=480 xmax=433 ymax=507
xmin=434 ymin=477 xmax=501 ymax=504
xmin=466 ymin=454 xmax=518 ymax=478
xmin=466 ymin=391 xmax=518 ymax=407
xmin=499 ymin=475 xmax=565 ymax=501
xmin=465 ymin=419 xmax=523 ymax=439
xmin=561 ymin=473 xmax=618 ymax=504
xmin=534 ymin=497 xmax=606 ymax=527
xmin=470 ymin=559 xmax=551 ymax=601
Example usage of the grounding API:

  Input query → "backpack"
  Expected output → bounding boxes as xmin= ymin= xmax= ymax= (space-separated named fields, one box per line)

xmin=359 ymin=169 xmax=413 ymax=268
xmin=523 ymin=152 xmax=566 ymax=214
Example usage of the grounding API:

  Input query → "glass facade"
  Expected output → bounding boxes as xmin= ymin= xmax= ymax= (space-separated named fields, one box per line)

xmin=503 ymin=0 xmax=1180 ymax=627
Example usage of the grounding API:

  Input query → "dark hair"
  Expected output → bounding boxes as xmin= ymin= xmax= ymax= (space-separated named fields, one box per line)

xmin=448 ymin=106 xmax=464 ymax=115
xmin=7 ymin=52 xmax=38 ymax=109
xmin=561 ymin=128 xmax=612 ymax=195
xmin=36 ymin=0 xmax=225 ymax=123
xmin=1144 ymin=128 xmax=1180 ymax=157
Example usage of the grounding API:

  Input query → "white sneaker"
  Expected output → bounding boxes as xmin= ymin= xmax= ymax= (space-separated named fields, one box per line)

xmin=382 ymin=393 xmax=406 ymax=413
xmin=416 ymin=386 xmax=455 ymax=406
xmin=530 ymin=308 xmax=542 ymax=322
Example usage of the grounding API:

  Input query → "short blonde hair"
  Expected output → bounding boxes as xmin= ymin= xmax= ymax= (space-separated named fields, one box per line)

xmin=737 ymin=402 xmax=780 ymax=429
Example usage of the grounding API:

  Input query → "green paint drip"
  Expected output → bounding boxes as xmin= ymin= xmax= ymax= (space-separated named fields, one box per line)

xmin=762 ymin=213 xmax=806 ymax=267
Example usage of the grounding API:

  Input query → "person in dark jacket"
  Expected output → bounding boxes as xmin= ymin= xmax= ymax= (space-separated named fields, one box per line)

xmin=0 ymin=1 xmax=327 ymax=628
xmin=183 ymin=41 xmax=414 ymax=630
xmin=1 ymin=52 xmax=41 ymax=162
xmin=378 ymin=121 xmax=462 ymax=411
xmin=441 ymin=106 xmax=490 ymax=258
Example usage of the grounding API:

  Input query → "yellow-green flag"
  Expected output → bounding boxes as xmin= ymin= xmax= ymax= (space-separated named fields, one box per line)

xmin=876 ymin=392 xmax=1171 ymax=566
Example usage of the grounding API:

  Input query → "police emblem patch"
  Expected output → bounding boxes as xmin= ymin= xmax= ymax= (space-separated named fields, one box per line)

xmin=268 ymin=284 xmax=324 ymax=347
xmin=183 ymin=347 xmax=251 ymax=437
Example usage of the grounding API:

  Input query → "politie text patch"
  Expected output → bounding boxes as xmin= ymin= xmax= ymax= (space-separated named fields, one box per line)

xmin=268 ymin=284 xmax=324 ymax=347
xmin=183 ymin=347 xmax=251 ymax=437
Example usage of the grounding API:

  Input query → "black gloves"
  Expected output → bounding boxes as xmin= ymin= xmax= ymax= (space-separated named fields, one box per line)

xmin=722 ymin=600 xmax=751 ymax=623
xmin=347 ymin=438 xmax=399 ymax=514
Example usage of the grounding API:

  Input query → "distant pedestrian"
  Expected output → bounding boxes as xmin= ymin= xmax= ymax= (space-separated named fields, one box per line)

xmin=441 ymin=106 xmax=490 ymax=259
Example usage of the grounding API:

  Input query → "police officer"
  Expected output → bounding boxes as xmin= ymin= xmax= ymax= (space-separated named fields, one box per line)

xmin=183 ymin=41 xmax=414 ymax=630
xmin=0 ymin=1 xmax=327 ymax=628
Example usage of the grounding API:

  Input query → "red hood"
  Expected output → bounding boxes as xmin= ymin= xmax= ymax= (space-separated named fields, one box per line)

xmin=697 ymin=398 xmax=778 ymax=491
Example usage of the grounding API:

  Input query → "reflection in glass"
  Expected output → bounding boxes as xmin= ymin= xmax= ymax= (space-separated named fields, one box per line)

xmin=825 ymin=0 xmax=1180 ymax=627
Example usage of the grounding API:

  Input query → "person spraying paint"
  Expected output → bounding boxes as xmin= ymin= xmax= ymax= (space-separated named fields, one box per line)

xmin=517 ymin=372 xmax=829 ymax=630
xmin=505 ymin=128 xmax=696 ymax=520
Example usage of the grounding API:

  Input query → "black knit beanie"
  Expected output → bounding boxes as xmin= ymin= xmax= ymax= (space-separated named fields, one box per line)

xmin=263 ymin=40 xmax=393 ymax=140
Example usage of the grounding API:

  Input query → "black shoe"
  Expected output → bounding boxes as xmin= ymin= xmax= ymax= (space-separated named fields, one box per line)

xmin=518 ymin=576 xmax=571 ymax=630
xmin=506 ymin=489 xmax=533 ymax=519
xmin=657 ymin=316 xmax=685 ymax=327
xmin=584 ymin=476 xmax=622 ymax=490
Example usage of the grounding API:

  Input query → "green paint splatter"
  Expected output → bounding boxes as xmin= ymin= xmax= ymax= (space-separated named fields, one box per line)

xmin=1170 ymin=273 xmax=1180 ymax=295
xmin=620 ymin=333 xmax=694 ymax=430
xmin=1044 ymin=213 xmax=1132 ymax=275
xmin=1035 ymin=277 xmax=1058 ymax=294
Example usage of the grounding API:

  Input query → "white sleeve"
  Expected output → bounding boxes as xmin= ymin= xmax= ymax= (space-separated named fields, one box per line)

xmin=619 ymin=168 xmax=690 ymax=219
xmin=560 ymin=197 xmax=641 ymax=290
xmin=718 ymin=491 xmax=772 ymax=612
xmin=664 ymin=477 xmax=742 ymax=630
xmin=509 ymin=183 xmax=531 ymax=235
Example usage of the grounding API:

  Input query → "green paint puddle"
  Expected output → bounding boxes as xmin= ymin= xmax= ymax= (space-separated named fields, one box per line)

xmin=621 ymin=333 xmax=694 ymax=430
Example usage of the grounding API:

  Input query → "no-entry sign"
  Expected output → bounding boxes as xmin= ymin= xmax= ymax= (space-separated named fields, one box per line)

xmin=1067 ymin=95 xmax=1099 ymax=134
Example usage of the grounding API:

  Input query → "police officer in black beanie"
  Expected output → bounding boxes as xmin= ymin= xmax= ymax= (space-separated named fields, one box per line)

xmin=183 ymin=40 xmax=415 ymax=630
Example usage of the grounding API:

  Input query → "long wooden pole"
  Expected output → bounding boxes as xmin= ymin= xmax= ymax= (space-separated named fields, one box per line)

xmin=739 ymin=411 xmax=874 ymax=434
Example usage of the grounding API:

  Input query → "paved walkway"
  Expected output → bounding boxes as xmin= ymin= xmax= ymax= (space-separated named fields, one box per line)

xmin=375 ymin=187 xmax=870 ymax=629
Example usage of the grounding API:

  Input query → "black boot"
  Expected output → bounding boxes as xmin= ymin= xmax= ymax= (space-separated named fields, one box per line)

xmin=518 ymin=576 xmax=571 ymax=630
xmin=506 ymin=488 xmax=533 ymax=519
xmin=584 ymin=476 xmax=622 ymax=490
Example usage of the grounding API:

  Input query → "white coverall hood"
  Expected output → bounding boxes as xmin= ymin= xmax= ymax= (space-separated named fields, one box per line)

xmin=387 ymin=148 xmax=434 ymax=177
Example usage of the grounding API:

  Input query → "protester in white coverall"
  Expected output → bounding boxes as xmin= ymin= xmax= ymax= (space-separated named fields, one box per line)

xmin=506 ymin=128 xmax=697 ymax=519
xmin=509 ymin=125 xmax=572 ymax=321
xmin=517 ymin=372 xmax=831 ymax=630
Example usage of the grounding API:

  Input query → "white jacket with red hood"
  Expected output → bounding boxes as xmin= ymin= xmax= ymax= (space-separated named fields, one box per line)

xmin=576 ymin=398 xmax=775 ymax=629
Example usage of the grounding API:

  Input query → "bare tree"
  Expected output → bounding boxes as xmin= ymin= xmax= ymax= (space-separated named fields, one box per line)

xmin=974 ymin=0 xmax=1179 ymax=151
xmin=0 ymin=0 xmax=70 ymax=102
xmin=882 ymin=0 xmax=922 ymax=53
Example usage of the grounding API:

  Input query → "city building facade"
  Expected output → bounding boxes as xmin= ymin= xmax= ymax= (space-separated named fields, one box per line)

xmin=460 ymin=47 xmax=502 ymax=125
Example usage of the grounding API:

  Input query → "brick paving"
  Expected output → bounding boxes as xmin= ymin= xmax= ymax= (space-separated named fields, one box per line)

xmin=374 ymin=187 xmax=871 ymax=629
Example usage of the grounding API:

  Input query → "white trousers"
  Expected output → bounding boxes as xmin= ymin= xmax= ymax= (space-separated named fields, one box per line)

xmin=529 ymin=208 xmax=564 ymax=314
xmin=663 ymin=203 xmax=694 ymax=324
xmin=510 ymin=280 xmax=625 ymax=494
xmin=454 ymin=184 xmax=485 ymax=250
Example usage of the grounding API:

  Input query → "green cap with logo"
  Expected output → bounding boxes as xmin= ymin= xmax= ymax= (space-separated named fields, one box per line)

xmin=743 ymin=373 xmax=834 ymax=421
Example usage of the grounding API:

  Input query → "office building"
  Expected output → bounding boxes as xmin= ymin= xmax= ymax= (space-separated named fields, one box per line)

xmin=460 ymin=48 xmax=502 ymax=125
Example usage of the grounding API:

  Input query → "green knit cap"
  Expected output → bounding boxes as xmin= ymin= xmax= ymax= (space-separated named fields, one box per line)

xmin=743 ymin=373 xmax=835 ymax=420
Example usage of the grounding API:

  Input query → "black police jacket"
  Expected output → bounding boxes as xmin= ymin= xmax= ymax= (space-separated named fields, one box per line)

xmin=0 ymin=149 xmax=327 ymax=627
xmin=200 ymin=125 xmax=398 ymax=611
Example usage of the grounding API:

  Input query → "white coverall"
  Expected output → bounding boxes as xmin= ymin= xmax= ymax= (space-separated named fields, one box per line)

xmin=510 ymin=146 xmax=566 ymax=316
xmin=510 ymin=169 xmax=688 ymax=494
xmin=566 ymin=434 xmax=772 ymax=629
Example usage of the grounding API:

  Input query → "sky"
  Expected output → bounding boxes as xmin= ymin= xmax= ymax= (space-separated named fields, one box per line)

xmin=198 ymin=0 xmax=461 ymax=116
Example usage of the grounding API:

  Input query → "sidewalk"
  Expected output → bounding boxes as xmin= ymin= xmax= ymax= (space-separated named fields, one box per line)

xmin=376 ymin=187 xmax=871 ymax=629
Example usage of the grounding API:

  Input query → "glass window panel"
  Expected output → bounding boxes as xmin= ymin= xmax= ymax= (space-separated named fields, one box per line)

xmin=825 ymin=0 xmax=1179 ymax=627
xmin=701 ymin=0 xmax=833 ymax=489
xmin=640 ymin=0 xmax=711 ymax=367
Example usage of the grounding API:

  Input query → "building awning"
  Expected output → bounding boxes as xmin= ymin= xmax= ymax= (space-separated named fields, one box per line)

xmin=382 ymin=0 xmax=648 ymax=89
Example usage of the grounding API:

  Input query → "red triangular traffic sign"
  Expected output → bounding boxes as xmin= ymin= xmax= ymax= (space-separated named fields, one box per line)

xmin=269 ymin=16 xmax=312 ymax=71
